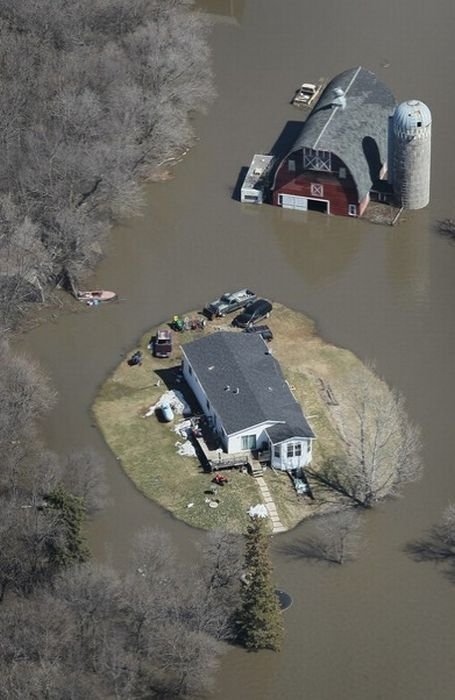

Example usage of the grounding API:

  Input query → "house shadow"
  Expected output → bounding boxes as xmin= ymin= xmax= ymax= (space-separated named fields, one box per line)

xmin=232 ymin=121 xmax=304 ymax=202
xmin=269 ymin=120 xmax=304 ymax=159
xmin=232 ymin=165 xmax=249 ymax=201
xmin=154 ymin=366 xmax=200 ymax=416
xmin=362 ymin=136 xmax=381 ymax=184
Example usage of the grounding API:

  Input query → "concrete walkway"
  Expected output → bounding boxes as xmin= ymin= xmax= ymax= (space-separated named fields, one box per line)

xmin=256 ymin=476 xmax=287 ymax=533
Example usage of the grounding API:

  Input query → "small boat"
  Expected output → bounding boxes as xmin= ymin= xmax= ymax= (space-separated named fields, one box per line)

xmin=77 ymin=290 xmax=117 ymax=305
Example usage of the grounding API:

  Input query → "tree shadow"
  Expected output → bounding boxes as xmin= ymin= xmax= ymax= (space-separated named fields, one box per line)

xmin=437 ymin=219 xmax=455 ymax=244
xmin=405 ymin=528 xmax=455 ymax=584
xmin=278 ymin=537 xmax=342 ymax=566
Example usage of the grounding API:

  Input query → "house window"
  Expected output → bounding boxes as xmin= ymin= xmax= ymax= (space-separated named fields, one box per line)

xmin=241 ymin=435 xmax=257 ymax=450
xmin=311 ymin=183 xmax=323 ymax=197
xmin=278 ymin=194 xmax=283 ymax=205
xmin=287 ymin=443 xmax=294 ymax=458
xmin=348 ymin=204 xmax=357 ymax=216
xmin=339 ymin=167 xmax=346 ymax=179
xmin=295 ymin=443 xmax=302 ymax=457
xmin=274 ymin=445 xmax=280 ymax=458
xmin=288 ymin=159 xmax=296 ymax=172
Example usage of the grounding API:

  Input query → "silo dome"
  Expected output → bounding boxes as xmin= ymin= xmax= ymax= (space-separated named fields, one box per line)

xmin=393 ymin=100 xmax=431 ymax=135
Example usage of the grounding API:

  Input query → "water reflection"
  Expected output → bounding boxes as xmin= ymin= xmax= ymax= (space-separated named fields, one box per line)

xmin=196 ymin=0 xmax=246 ymax=23
xmin=271 ymin=206 xmax=363 ymax=287
xmin=384 ymin=209 xmax=431 ymax=307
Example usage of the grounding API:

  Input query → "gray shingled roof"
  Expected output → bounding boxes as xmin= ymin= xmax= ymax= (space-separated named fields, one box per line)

xmin=290 ymin=66 xmax=396 ymax=200
xmin=181 ymin=332 xmax=314 ymax=440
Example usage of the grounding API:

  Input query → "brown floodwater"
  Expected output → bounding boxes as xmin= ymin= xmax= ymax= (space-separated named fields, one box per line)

xmin=21 ymin=1 xmax=455 ymax=698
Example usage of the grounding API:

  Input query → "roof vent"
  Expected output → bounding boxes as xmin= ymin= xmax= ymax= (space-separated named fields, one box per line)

xmin=331 ymin=87 xmax=346 ymax=110
xmin=208 ymin=365 xmax=215 ymax=371
xmin=224 ymin=385 xmax=230 ymax=391
xmin=233 ymin=387 xmax=240 ymax=395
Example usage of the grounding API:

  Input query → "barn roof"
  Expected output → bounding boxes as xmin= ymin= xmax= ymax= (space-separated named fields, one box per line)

xmin=181 ymin=331 xmax=314 ymax=440
xmin=289 ymin=66 xmax=396 ymax=200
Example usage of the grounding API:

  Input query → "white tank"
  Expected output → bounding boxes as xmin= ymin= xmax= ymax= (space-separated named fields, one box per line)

xmin=391 ymin=100 xmax=431 ymax=209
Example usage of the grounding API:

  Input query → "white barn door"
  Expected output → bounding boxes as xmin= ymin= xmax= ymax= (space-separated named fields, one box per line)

xmin=280 ymin=194 xmax=308 ymax=211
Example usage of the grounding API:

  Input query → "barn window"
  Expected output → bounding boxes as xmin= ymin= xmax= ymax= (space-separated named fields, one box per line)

xmin=348 ymin=204 xmax=357 ymax=216
xmin=288 ymin=159 xmax=296 ymax=172
xmin=311 ymin=183 xmax=324 ymax=197
xmin=303 ymin=148 xmax=331 ymax=172
xmin=242 ymin=435 xmax=257 ymax=450
xmin=339 ymin=167 xmax=346 ymax=179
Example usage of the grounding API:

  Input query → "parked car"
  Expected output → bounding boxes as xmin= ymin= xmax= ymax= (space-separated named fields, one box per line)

xmin=232 ymin=299 xmax=272 ymax=328
xmin=148 ymin=329 xmax=172 ymax=358
xmin=203 ymin=288 xmax=256 ymax=320
xmin=243 ymin=324 xmax=273 ymax=341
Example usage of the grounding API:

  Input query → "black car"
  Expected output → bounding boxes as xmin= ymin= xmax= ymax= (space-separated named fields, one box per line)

xmin=232 ymin=299 xmax=272 ymax=328
xmin=243 ymin=324 xmax=273 ymax=341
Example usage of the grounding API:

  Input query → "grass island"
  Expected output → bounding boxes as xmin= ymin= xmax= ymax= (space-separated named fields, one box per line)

xmin=93 ymin=304 xmax=393 ymax=533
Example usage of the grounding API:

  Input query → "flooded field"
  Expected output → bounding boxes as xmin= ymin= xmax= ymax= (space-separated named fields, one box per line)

xmin=22 ymin=1 xmax=455 ymax=698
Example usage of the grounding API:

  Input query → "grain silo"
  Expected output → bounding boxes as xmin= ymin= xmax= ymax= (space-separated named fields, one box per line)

xmin=391 ymin=100 xmax=431 ymax=209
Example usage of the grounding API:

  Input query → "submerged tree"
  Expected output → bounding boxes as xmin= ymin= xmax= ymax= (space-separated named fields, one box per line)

xmin=237 ymin=517 xmax=283 ymax=651
xmin=406 ymin=504 xmax=455 ymax=582
xmin=284 ymin=509 xmax=363 ymax=566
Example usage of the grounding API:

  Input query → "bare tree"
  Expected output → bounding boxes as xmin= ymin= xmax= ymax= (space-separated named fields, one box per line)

xmin=61 ymin=448 xmax=109 ymax=515
xmin=0 ymin=0 xmax=215 ymax=302
xmin=0 ymin=339 xmax=56 ymax=494
xmin=309 ymin=369 xmax=423 ymax=507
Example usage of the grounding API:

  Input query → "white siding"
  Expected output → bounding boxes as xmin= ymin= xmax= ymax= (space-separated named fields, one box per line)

xmin=271 ymin=438 xmax=313 ymax=471
xmin=227 ymin=422 xmax=276 ymax=454
xmin=181 ymin=356 xmax=227 ymax=449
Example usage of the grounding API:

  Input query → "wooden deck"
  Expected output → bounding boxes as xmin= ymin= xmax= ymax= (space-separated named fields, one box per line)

xmin=193 ymin=434 xmax=250 ymax=471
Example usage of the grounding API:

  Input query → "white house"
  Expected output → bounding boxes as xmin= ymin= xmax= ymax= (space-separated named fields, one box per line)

xmin=180 ymin=331 xmax=315 ymax=471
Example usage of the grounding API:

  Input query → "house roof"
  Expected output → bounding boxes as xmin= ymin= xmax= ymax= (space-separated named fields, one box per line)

xmin=288 ymin=66 xmax=396 ymax=200
xmin=181 ymin=331 xmax=314 ymax=440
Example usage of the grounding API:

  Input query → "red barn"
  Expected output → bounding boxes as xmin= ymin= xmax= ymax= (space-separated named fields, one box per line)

xmin=272 ymin=67 xmax=396 ymax=217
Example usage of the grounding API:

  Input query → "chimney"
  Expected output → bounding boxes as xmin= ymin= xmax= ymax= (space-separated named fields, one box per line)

xmin=331 ymin=87 xmax=346 ymax=110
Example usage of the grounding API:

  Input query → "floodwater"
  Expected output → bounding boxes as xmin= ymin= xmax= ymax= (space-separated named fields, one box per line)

xmin=22 ymin=1 xmax=455 ymax=698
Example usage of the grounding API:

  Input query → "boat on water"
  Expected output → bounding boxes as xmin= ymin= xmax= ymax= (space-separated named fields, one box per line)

xmin=77 ymin=290 xmax=117 ymax=305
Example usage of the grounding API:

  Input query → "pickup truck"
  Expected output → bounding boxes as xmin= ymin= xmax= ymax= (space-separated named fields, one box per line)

xmin=148 ymin=329 xmax=172 ymax=358
xmin=292 ymin=82 xmax=321 ymax=107
xmin=204 ymin=288 xmax=256 ymax=320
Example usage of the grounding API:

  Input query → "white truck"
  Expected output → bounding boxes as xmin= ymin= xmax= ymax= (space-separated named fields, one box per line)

xmin=292 ymin=82 xmax=321 ymax=107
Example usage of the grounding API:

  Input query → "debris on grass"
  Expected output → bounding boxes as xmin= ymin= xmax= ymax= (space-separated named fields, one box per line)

xmin=248 ymin=504 xmax=269 ymax=518
xmin=175 ymin=440 xmax=196 ymax=457
xmin=143 ymin=390 xmax=191 ymax=418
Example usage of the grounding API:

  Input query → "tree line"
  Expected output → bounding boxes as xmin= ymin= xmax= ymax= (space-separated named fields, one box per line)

xmin=0 ymin=0 xmax=215 ymax=327
xmin=0 ymin=3 xmax=286 ymax=693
